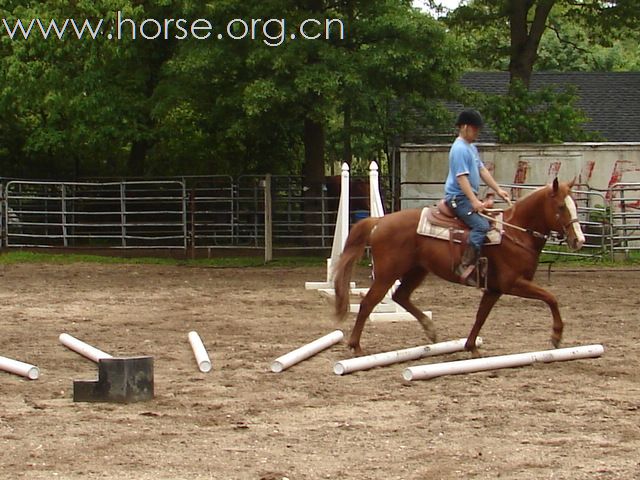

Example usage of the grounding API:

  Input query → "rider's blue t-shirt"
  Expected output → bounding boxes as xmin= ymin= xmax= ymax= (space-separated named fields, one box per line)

xmin=444 ymin=138 xmax=485 ymax=197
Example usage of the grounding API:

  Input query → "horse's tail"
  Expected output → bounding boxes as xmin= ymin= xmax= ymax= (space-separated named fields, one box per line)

xmin=334 ymin=216 xmax=380 ymax=322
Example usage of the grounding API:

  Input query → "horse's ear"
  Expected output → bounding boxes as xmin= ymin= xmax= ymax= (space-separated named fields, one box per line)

xmin=551 ymin=177 xmax=559 ymax=197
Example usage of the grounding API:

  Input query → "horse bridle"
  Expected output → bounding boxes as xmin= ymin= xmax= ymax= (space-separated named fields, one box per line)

xmin=480 ymin=200 xmax=581 ymax=244
xmin=556 ymin=215 xmax=581 ymax=241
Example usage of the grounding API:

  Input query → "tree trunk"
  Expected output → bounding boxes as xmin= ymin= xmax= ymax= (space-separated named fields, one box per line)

xmin=300 ymin=0 xmax=327 ymax=246
xmin=302 ymin=116 xmax=326 ymax=246
xmin=508 ymin=0 xmax=556 ymax=88
xmin=303 ymin=116 xmax=325 ymax=188
xmin=128 ymin=139 xmax=148 ymax=177
xmin=342 ymin=101 xmax=352 ymax=166
xmin=342 ymin=0 xmax=355 ymax=167
xmin=125 ymin=33 xmax=174 ymax=176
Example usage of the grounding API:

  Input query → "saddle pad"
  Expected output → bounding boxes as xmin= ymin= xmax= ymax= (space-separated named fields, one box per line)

xmin=417 ymin=207 xmax=502 ymax=245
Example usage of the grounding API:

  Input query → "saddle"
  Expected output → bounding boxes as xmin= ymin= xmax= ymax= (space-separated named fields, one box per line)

xmin=417 ymin=196 xmax=503 ymax=246
xmin=428 ymin=199 xmax=469 ymax=231
xmin=417 ymin=196 xmax=503 ymax=289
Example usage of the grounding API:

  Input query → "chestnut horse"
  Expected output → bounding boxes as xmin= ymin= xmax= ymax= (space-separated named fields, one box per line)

xmin=334 ymin=179 xmax=585 ymax=356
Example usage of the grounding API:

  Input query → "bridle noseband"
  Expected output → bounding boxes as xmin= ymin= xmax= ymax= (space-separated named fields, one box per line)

xmin=554 ymin=206 xmax=581 ymax=241
xmin=480 ymin=197 xmax=581 ymax=247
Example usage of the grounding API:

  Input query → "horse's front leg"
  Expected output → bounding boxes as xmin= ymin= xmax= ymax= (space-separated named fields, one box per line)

xmin=508 ymin=278 xmax=563 ymax=348
xmin=465 ymin=290 xmax=502 ymax=357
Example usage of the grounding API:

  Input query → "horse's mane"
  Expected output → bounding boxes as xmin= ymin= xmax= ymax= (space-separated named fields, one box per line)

xmin=504 ymin=184 xmax=550 ymax=222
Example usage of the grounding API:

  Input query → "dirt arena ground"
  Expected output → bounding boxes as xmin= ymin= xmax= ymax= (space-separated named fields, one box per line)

xmin=0 ymin=261 xmax=638 ymax=480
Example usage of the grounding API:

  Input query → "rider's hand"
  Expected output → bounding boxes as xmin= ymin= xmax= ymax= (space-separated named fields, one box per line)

xmin=471 ymin=198 xmax=485 ymax=212
xmin=496 ymin=188 xmax=511 ymax=205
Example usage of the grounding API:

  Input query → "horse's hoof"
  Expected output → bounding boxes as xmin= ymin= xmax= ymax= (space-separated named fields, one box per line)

xmin=420 ymin=319 xmax=438 ymax=343
xmin=348 ymin=344 xmax=363 ymax=357
xmin=551 ymin=337 xmax=562 ymax=349
xmin=424 ymin=329 xmax=437 ymax=344
xmin=469 ymin=348 xmax=482 ymax=359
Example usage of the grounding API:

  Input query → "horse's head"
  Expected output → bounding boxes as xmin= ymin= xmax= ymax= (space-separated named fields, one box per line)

xmin=545 ymin=178 xmax=585 ymax=251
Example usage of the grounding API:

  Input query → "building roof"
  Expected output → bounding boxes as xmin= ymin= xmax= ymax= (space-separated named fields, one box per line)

xmin=460 ymin=71 xmax=640 ymax=143
xmin=393 ymin=71 xmax=640 ymax=145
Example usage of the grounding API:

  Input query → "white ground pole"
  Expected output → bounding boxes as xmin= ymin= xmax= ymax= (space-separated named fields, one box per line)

xmin=333 ymin=337 xmax=483 ymax=375
xmin=0 ymin=355 xmax=39 ymax=380
xmin=403 ymin=344 xmax=605 ymax=381
xmin=59 ymin=333 xmax=113 ymax=363
xmin=271 ymin=330 xmax=344 ymax=373
xmin=188 ymin=331 xmax=212 ymax=373
xmin=369 ymin=310 xmax=433 ymax=323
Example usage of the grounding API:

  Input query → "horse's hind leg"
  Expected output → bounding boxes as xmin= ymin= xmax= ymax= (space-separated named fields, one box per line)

xmin=349 ymin=277 xmax=397 ymax=355
xmin=391 ymin=267 xmax=437 ymax=343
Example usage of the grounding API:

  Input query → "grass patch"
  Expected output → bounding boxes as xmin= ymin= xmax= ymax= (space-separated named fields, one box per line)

xmin=540 ymin=247 xmax=640 ymax=267
xmin=0 ymin=251 xmax=327 ymax=268
xmin=1 ymin=249 xmax=637 ymax=269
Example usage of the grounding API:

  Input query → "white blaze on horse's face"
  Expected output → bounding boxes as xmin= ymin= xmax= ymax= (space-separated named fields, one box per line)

xmin=565 ymin=196 xmax=585 ymax=250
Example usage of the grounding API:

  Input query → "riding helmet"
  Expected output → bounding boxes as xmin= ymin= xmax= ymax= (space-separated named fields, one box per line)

xmin=455 ymin=109 xmax=484 ymax=128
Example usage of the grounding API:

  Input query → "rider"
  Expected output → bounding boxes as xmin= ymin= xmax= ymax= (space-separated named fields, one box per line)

xmin=445 ymin=109 xmax=510 ymax=286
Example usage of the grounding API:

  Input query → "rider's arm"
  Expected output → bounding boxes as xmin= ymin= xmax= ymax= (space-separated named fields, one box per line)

xmin=457 ymin=174 xmax=484 ymax=212
xmin=480 ymin=167 xmax=510 ymax=203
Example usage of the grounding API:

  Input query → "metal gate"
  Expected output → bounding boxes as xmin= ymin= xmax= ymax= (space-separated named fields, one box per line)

xmin=4 ymin=181 xmax=187 ymax=249
xmin=608 ymin=183 xmax=640 ymax=259
xmin=5 ymin=176 xmax=631 ymax=259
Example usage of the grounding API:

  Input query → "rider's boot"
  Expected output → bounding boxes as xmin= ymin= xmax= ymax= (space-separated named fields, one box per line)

xmin=455 ymin=245 xmax=479 ymax=287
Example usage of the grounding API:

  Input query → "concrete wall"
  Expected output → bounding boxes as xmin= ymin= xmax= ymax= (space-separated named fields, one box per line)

xmin=400 ymin=142 xmax=640 ymax=209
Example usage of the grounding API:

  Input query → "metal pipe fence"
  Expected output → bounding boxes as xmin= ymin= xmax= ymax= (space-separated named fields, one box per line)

xmin=0 ymin=176 xmax=375 ymax=254
xmin=399 ymin=181 xmax=625 ymax=261
xmin=608 ymin=183 xmax=640 ymax=260
xmin=0 ymin=177 xmax=637 ymax=260
xmin=4 ymin=181 xmax=187 ymax=249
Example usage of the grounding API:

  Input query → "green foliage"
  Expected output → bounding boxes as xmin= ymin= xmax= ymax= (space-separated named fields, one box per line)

xmin=480 ymin=80 xmax=598 ymax=143
xmin=535 ymin=5 xmax=640 ymax=71
xmin=0 ymin=0 xmax=461 ymax=179
xmin=444 ymin=0 xmax=640 ymax=73
xmin=3 ymin=250 xmax=639 ymax=268
xmin=0 ymin=251 xmax=328 ymax=267
xmin=0 ymin=0 xmax=181 ymax=178
xmin=440 ymin=1 xmax=637 ymax=144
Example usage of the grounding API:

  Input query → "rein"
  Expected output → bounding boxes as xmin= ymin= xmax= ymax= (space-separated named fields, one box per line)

xmin=478 ymin=210 xmax=548 ymax=241
xmin=479 ymin=198 xmax=581 ymax=254
xmin=476 ymin=186 xmax=582 ymax=254
xmin=478 ymin=209 xmax=547 ymax=255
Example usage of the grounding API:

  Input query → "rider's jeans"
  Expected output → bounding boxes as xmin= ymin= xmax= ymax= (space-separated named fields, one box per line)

xmin=446 ymin=195 xmax=490 ymax=251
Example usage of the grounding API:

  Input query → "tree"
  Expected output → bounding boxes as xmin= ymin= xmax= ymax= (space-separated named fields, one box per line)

xmin=479 ymin=80 xmax=597 ymax=143
xmin=335 ymin=0 xmax=462 ymax=169
xmin=158 ymin=0 xmax=461 ymax=177
xmin=440 ymin=0 xmax=638 ymax=143
xmin=0 ymin=0 xmax=462 ymax=179
xmin=536 ymin=14 xmax=640 ymax=71
xmin=445 ymin=0 xmax=640 ymax=88
xmin=0 ymin=0 xmax=184 ymax=178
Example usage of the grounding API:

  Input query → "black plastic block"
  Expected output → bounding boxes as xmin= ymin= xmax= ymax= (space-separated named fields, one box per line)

xmin=73 ymin=356 xmax=154 ymax=403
